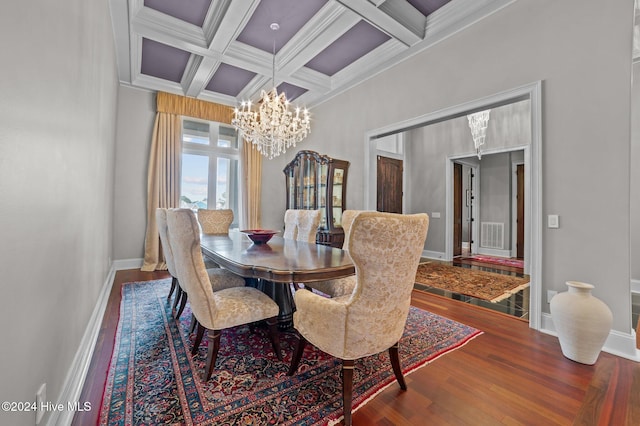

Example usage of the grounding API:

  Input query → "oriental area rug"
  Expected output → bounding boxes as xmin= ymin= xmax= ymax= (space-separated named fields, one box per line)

xmin=414 ymin=262 xmax=530 ymax=303
xmin=467 ymin=255 xmax=524 ymax=269
xmin=99 ymin=279 xmax=482 ymax=425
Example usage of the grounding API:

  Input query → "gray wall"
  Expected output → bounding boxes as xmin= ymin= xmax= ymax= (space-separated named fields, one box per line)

xmin=259 ymin=0 xmax=634 ymax=332
xmin=631 ymin=62 xmax=640 ymax=282
xmin=113 ymin=87 xmax=156 ymax=260
xmin=0 ymin=1 xmax=118 ymax=424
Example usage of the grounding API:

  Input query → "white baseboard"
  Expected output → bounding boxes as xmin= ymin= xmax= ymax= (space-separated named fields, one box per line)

xmin=477 ymin=247 xmax=511 ymax=258
xmin=47 ymin=264 xmax=117 ymax=426
xmin=113 ymin=258 xmax=143 ymax=270
xmin=540 ymin=312 xmax=640 ymax=363
xmin=422 ymin=250 xmax=446 ymax=260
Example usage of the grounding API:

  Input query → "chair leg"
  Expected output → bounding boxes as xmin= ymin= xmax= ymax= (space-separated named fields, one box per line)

xmin=172 ymin=286 xmax=182 ymax=313
xmin=192 ymin=322 xmax=205 ymax=355
xmin=287 ymin=333 xmax=308 ymax=376
xmin=176 ymin=291 xmax=188 ymax=320
xmin=189 ymin=313 xmax=198 ymax=334
xmin=389 ymin=342 xmax=407 ymax=390
xmin=204 ymin=329 xmax=221 ymax=381
xmin=167 ymin=276 xmax=178 ymax=300
xmin=342 ymin=359 xmax=355 ymax=426
xmin=265 ymin=317 xmax=282 ymax=361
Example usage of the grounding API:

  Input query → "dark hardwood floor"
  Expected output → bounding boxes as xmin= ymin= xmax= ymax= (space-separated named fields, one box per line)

xmin=74 ymin=269 xmax=640 ymax=425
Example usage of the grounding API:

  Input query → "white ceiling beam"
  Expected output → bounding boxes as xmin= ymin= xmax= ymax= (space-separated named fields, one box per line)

xmin=184 ymin=1 xmax=260 ymax=97
xmin=277 ymin=3 xmax=357 ymax=75
xmin=335 ymin=0 xmax=423 ymax=46
xmin=377 ymin=0 xmax=426 ymax=40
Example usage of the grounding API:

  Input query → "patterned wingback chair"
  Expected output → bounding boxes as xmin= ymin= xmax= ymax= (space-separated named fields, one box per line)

xmin=197 ymin=209 xmax=234 ymax=234
xmin=283 ymin=209 xmax=297 ymax=240
xmin=166 ymin=208 xmax=282 ymax=380
xmin=338 ymin=209 xmax=361 ymax=249
xmin=288 ymin=211 xmax=430 ymax=426
xmin=305 ymin=210 xmax=364 ymax=297
xmin=295 ymin=209 xmax=321 ymax=243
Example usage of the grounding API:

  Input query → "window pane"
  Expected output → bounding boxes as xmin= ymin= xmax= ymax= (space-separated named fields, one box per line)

xmin=181 ymin=154 xmax=209 ymax=210
xmin=219 ymin=125 xmax=238 ymax=149
xmin=216 ymin=157 xmax=230 ymax=209
xmin=183 ymin=120 xmax=210 ymax=145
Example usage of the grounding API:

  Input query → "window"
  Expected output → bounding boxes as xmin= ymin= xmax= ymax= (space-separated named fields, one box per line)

xmin=180 ymin=118 xmax=240 ymax=227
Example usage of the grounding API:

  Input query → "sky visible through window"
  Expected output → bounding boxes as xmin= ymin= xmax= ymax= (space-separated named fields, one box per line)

xmin=181 ymin=154 xmax=229 ymax=209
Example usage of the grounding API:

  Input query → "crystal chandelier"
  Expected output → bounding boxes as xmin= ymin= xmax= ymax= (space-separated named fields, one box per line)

xmin=232 ymin=23 xmax=310 ymax=159
xmin=467 ymin=109 xmax=491 ymax=159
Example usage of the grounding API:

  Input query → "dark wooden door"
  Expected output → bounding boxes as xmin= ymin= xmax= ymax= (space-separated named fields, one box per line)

xmin=453 ymin=163 xmax=462 ymax=257
xmin=517 ymin=164 xmax=525 ymax=259
xmin=376 ymin=156 xmax=403 ymax=213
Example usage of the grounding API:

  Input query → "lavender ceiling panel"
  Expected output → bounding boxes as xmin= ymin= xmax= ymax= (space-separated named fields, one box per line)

xmin=305 ymin=20 xmax=391 ymax=76
xmin=144 ymin=0 xmax=211 ymax=27
xmin=206 ymin=63 xmax=257 ymax=97
xmin=277 ymin=82 xmax=308 ymax=102
xmin=406 ymin=0 xmax=452 ymax=17
xmin=141 ymin=38 xmax=191 ymax=83
xmin=237 ymin=0 xmax=327 ymax=53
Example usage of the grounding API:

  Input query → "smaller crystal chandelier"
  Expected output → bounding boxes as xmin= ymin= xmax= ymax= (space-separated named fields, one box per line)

xmin=467 ymin=109 xmax=491 ymax=159
xmin=232 ymin=23 xmax=310 ymax=159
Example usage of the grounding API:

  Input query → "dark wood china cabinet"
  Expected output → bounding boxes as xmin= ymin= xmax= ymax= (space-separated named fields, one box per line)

xmin=283 ymin=150 xmax=349 ymax=247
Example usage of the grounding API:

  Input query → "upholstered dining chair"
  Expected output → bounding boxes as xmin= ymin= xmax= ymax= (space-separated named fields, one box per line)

xmin=283 ymin=209 xmax=297 ymax=240
xmin=295 ymin=209 xmax=321 ymax=243
xmin=197 ymin=208 xmax=234 ymax=234
xmin=197 ymin=208 xmax=235 ymax=269
xmin=167 ymin=208 xmax=282 ymax=380
xmin=156 ymin=208 xmax=180 ymax=302
xmin=305 ymin=209 xmax=361 ymax=297
xmin=156 ymin=208 xmax=245 ymax=320
xmin=287 ymin=211 xmax=429 ymax=426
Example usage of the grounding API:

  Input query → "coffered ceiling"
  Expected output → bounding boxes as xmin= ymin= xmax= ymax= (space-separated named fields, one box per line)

xmin=109 ymin=0 xmax=514 ymax=108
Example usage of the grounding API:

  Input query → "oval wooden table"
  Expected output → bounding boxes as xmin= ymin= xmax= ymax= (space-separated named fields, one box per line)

xmin=200 ymin=232 xmax=354 ymax=328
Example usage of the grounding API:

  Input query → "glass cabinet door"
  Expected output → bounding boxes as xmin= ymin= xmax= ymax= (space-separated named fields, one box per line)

xmin=332 ymin=167 xmax=345 ymax=226
xmin=301 ymin=157 xmax=316 ymax=209
xmin=319 ymin=163 xmax=328 ymax=228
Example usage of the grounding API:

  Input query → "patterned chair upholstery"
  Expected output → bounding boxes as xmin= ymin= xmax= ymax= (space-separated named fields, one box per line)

xmin=156 ymin=208 xmax=245 ymax=320
xmin=288 ymin=211 xmax=429 ymax=426
xmin=282 ymin=209 xmax=321 ymax=243
xmin=283 ymin=209 xmax=297 ymax=240
xmin=305 ymin=210 xmax=361 ymax=297
xmin=167 ymin=208 xmax=282 ymax=380
xmin=197 ymin=209 xmax=234 ymax=268
xmin=197 ymin=209 xmax=234 ymax=234
xmin=295 ymin=209 xmax=321 ymax=243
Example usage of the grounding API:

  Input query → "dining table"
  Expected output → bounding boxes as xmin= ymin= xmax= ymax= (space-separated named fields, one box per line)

xmin=200 ymin=231 xmax=355 ymax=329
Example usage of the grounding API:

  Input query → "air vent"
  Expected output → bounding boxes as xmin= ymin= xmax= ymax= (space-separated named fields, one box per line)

xmin=481 ymin=222 xmax=504 ymax=249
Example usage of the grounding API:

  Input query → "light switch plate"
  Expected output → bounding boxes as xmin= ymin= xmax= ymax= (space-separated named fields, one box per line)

xmin=431 ymin=212 xmax=441 ymax=218
xmin=548 ymin=214 xmax=559 ymax=228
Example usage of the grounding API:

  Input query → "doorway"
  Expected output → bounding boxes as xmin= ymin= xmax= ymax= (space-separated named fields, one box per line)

xmin=364 ymin=81 xmax=542 ymax=329
xmin=377 ymin=155 xmax=403 ymax=213
xmin=453 ymin=161 xmax=478 ymax=257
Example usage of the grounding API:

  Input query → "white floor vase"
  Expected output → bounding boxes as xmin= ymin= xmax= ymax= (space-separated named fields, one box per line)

xmin=549 ymin=281 xmax=613 ymax=365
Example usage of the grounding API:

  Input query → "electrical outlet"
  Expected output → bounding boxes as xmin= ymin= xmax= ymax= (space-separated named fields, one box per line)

xmin=36 ymin=383 xmax=46 ymax=425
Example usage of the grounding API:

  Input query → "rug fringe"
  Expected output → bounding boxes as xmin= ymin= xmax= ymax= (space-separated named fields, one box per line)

xmin=489 ymin=281 xmax=531 ymax=303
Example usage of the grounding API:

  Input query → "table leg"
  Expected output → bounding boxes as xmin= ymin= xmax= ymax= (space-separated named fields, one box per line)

xmin=261 ymin=280 xmax=296 ymax=330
